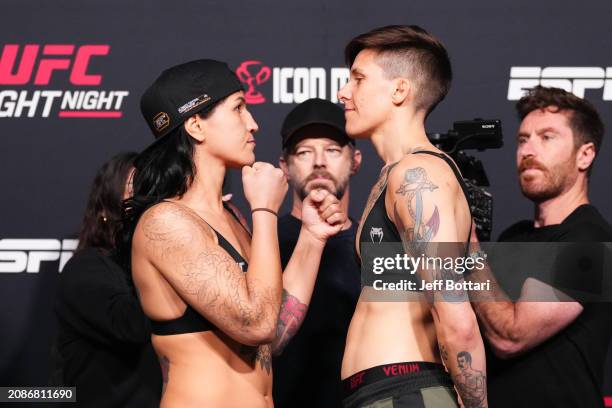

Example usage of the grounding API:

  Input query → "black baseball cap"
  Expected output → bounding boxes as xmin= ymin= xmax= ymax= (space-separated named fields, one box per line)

xmin=140 ymin=59 xmax=243 ymax=142
xmin=281 ymin=98 xmax=353 ymax=149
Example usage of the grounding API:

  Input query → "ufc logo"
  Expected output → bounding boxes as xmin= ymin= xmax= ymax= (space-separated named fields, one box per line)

xmin=0 ymin=44 xmax=110 ymax=86
xmin=0 ymin=239 xmax=78 ymax=273
xmin=508 ymin=66 xmax=612 ymax=100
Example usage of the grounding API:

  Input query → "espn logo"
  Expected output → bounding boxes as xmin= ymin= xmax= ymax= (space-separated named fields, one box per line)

xmin=508 ymin=67 xmax=612 ymax=100
xmin=0 ymin=239 xmax=78 ymax=273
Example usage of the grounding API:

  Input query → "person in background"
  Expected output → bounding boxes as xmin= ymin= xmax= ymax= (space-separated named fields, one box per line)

xmin=54 ymin=152 xmax=162 ymax=407
xmin=471 ymin=86 xmax=612 ymax=408
xmin=273 ymin=98 xmax=362 ymax=407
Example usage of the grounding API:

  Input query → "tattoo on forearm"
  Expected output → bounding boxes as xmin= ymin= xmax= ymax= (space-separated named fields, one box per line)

xmin=272 ymin=289 xmax=308 ymax=355
xmin=453 ymin=351 xmax=487 ymax=408
xmin=440 ymin=344 xmax=449 ymax=364
xmin=240 ymin=345 xmax=272 ymax=375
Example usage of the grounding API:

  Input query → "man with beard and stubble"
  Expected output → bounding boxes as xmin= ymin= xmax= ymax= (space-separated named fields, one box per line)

xmin=273 ymin=98 xmax=362 ymax=408
xmin=470 ymin=86 xmax=612 ymax=407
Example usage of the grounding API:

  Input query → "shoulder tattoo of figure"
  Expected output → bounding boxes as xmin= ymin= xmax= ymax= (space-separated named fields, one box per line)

xmin=453 ymin=351 xmax=487 ymax=408
xmin=272 ymin=289 xmax=307 ymax=355
xmin=394 ymin=166 xmax=440 ymax=252
xmin=240 ymin=344 xmax=272 ymax=375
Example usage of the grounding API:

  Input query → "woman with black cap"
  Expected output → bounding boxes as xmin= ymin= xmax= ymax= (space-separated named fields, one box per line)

xmin=121 ymin=60 xmax=346 ymax=407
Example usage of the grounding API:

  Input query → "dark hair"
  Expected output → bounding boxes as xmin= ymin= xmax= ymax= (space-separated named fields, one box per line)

xmin=117 ymin=126 xmax=196 ymax=265
xmin=516 ymin=86 xmax=604 ymax=175
xmin=345 ymin=25 xmax=452 ymax=115
xmin=77 ymin=152 xmax=137 ymax=253
xmin=457 ymin=351 xmax=471 ymax=364
xmin=117 ymin=104 xmax=220 ymax=267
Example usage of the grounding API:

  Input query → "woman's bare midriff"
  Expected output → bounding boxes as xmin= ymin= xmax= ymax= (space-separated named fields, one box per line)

xmin=341 ymin=288 xmax=440 ymax=379
xmin=153 ymin=331 xmax=273 ymax=408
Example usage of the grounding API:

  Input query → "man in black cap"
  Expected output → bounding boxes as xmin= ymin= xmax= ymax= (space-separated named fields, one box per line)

xmin=272 ymin=98 xmax=362 ymax=408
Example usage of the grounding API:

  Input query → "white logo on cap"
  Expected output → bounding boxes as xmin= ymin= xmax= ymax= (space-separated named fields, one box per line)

xmin=178 ymin=94 xmax=211 ymax=114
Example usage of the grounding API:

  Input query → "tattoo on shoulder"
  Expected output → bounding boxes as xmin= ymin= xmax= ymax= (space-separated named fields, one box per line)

xmin=141 ymin=203 xmax=198 ymax=260
xmin=272 ymin=289 xmax=308 ymax=355
xmin=394 ymin=167 xmax=440 ymax=251
xmin=358 ymin=164 xmax=396 ymax=240
xmin=453 ymin=351 xmax=487 ymax=408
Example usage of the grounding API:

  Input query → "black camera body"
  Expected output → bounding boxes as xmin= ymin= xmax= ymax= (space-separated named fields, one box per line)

xmin=428 ymin=119 xmax=502 ymax=241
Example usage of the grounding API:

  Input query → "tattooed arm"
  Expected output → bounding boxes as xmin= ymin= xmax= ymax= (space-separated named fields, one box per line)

xmin=270 ymin=235 xmax=322 ymax=356
xmin=387 ymin=157 xmax=487 ymax=408
xmin=468 ymin=232 xmax=583 ymax=358
xmin=271 ymin=189 xmax=346 ymax=354
xmin=134 ymin=201 xmax=282 ymax=345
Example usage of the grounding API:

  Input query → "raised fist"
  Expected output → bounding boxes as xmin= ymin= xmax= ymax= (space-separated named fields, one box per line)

xmin=301 ymin=189 xmax=347 ymax=242
xmin=242 ymin=162 xmax=288 ymax=212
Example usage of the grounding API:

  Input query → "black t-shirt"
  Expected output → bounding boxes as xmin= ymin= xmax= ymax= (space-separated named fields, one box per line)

xmin=54 ymin=248 xmax=161 ymax=407
xmin=490 ymin=204 xmax=612 ymax=408
xmin=272 ymin=214 xmax=361 ymax=408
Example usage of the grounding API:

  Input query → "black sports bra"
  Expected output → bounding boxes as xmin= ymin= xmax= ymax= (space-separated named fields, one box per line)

xmin=359 ymin=150 xmax=473 ymax=252
xmin=150 ymin=202 xmax=249 ymax=336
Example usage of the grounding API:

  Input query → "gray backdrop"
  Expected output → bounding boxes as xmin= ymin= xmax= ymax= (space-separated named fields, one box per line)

xmin=1 ymin=0 xmax=611 ymax=400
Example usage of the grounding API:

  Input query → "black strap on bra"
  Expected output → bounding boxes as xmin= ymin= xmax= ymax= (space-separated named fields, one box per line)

xmin=411 ymin=150 xmax=473 ymax=249
xmin=151 ymin=304 xmax=216 ymax=335
xmin=150 ymin=201 xmax=249 ymax=336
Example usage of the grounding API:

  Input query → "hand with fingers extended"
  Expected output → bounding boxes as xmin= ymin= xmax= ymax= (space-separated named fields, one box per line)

xmin=301 ymin=189 xmax=347 ymax=242
xmin=242 ymin=162 xmax=288 ymax=212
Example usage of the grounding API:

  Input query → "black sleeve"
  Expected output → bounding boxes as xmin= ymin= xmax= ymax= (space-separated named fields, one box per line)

xmin=497 ymin=220 xmax=532 ymax=242
xmin=551 ymin=223 xmax=612 ymax=303
xmin=55 ymin=249 xmax=150 ymax=345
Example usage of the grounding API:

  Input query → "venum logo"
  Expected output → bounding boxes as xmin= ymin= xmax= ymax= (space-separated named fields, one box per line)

xmin=235 ymin=60 xmax=349 ymax=105
xmin=0 ymin=44 xmax=129 ymax=118
xmin=370 ymin=227 xmax=384 ymax=244
xmin=508 ymin=66 xmax=612 ymax=101
xmin=0 ymin=239 xmax=78 ymax=273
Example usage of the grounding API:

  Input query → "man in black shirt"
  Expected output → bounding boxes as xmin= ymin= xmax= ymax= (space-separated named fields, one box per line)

xmin=472 ymin=86 xmax=612 ymax=407
xmin=273 ymin=98 xmax=362 ymax=407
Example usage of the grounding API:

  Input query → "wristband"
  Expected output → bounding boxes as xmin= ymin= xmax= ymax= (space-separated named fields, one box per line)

xmin=251 ymin=208 xmax=277 ymax=217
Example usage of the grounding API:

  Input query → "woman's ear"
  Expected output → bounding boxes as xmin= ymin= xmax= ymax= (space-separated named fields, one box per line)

xmin=183 ymin=115 xmax=206 ymax=143
xmin=391 ymin=78 xmax=411 ymax=106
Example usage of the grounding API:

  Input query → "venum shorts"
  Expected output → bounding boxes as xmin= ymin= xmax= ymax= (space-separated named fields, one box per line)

xmin=342 ymin=362 xmax=458 ymax=408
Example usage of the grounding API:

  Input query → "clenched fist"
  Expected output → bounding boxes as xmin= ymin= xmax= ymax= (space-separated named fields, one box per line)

xmin=301 ymin=189 xmax=347 ymax=242
xmin=242 ymin=162 xmax=288 ymax=212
